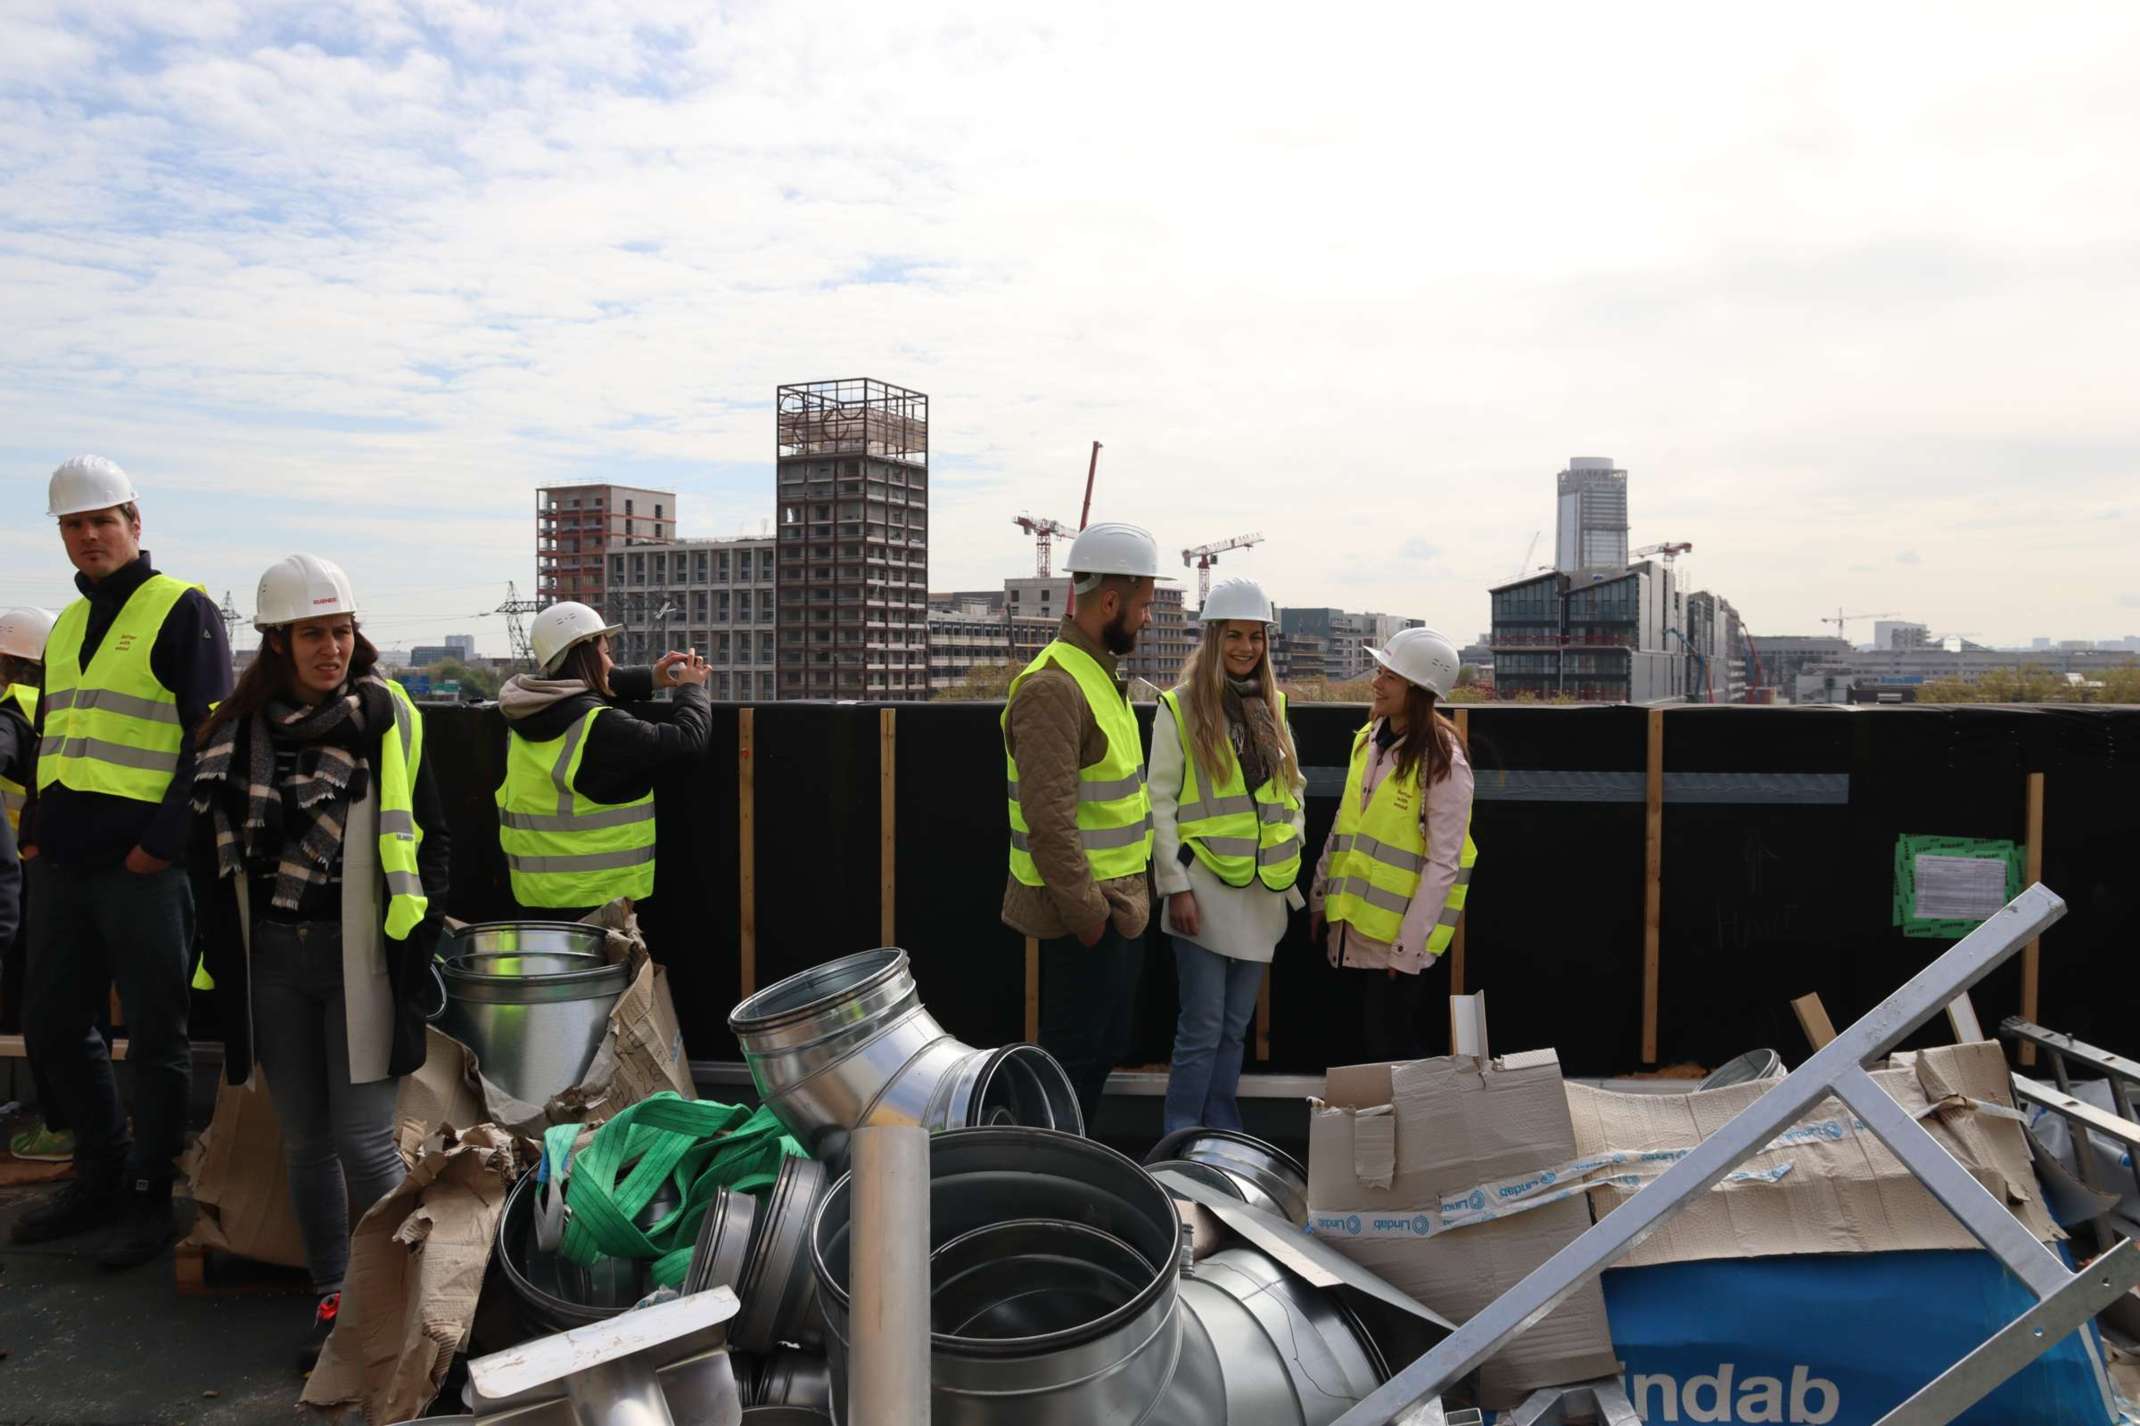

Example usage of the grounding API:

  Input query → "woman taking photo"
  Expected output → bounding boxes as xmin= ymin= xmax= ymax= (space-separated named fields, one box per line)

xmin=192 ymin=555 xmax=451 ymax=1369
xmin=1309 ymin=626 xmax=1476 ymax=1064
xmin=1151 ymin=578 xmax=1305 ymax=1134
xmin=495 ymin=601 xmax=708 ymax=918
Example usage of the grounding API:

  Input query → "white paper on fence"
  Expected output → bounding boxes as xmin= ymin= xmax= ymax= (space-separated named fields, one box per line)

xmin=1914 ymin=853 xmax=2010 ymax=921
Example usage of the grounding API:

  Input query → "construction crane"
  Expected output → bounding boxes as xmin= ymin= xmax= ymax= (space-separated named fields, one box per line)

xmin=1182 ymin=532 xmax=1264 ymax=605
xmin=1512 ymin=530 xmax=1541 ymax=582
xmin=1822 ymin=608 xmax=1899 ymax=641
xmin=1634 ymin=541 xmax=1693 ymax=566
xmin=1012 ymin=514 xmax=1077 ymax=577
xmin=477 ymin=581 xmax=545 ymax=666
xmin=217 ymin=589 xmax=246 ymax=641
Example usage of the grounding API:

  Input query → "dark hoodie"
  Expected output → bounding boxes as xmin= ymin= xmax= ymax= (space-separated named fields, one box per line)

xmin=497 ymin=666 xmax=711 ymax=805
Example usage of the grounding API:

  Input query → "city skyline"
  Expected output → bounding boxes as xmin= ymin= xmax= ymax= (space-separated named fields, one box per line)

xmin=4 ymin=6 xmax=2139 ymax=655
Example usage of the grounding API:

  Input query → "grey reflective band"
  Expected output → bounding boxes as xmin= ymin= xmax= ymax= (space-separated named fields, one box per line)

xmin=1258 ymin=839 xmax=1300 ymax=866
xmin=1257 ymin=801 xmax=1293 ymax=824
xmin=390 ymin=696 xmax=416 ymax=762
xmin=499 ymin=803 xmax=656 ymax=834
xmin=384 ymin=869 xmax=426 ymax=898
xmin=1010 ymin=817 xmax=1153 ymax=855
xmin=41 ymin=687 xmax=181 ymax=724
xmin=1437 ymin=904 xmax=1465 ymax=927
xmin=506 ymin=845 xmax=657 ymax=875
xmin=550 ymin=712 xmax=595 ymax=815
xmin=378 ymin=809 xmax=418 ymax=838
xmin=1079 ymin=772 xmax=1145 ymax=802
xmin=1454 ymin=863 xmax=1475 ymax=885
xmin=1194 ymin=834 xmax=1260 ymax=858
xmin=1327 ymin=832 xmax=1426 ymax=875
xmin=1327 ymin=875 xmax=1412 ymax=915
xmin=37 ymin=735 xmax=180 ymax=773
xmin=1178 ymin=793 xmax=1256 ymax=822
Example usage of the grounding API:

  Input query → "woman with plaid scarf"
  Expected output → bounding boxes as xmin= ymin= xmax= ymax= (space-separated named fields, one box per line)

xmin=191 ymin=555 xmax=453 ymax=1372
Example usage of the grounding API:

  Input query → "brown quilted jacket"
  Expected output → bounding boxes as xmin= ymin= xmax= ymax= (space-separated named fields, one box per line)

xmin=999 ymin=618 xmax=1151 ymax=942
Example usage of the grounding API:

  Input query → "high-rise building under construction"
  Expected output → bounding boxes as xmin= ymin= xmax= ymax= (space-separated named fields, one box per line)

xmin=774 ymin=379 xmax=931 ymax=700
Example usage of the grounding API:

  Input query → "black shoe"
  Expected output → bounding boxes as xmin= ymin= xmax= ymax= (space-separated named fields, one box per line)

xmin=9 ymin=1176 xmax=118 ymax=1245
xmin=298 ymin=1291 xmax=341 ymax=1374
xmin=96 ymin=1180 xmax=177 ymax=1270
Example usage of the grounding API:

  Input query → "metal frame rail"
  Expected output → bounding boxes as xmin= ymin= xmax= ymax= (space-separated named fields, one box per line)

xmin=1333 ymin=884 xmax=2140 ymax=1426
xmin=2001 ymin=1016 xmax=2140 ymax=1249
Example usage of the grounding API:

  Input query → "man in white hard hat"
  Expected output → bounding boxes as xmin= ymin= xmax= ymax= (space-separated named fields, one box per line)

xmin=12 ymin=456 xmax=233 ymax=1268
xmin=1000 ymin=521 xmax=1162 ymax=1133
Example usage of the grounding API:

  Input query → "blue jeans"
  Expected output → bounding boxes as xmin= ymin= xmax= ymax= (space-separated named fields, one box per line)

xmin=1162 ymin=938 xmax=1265 ymax=1135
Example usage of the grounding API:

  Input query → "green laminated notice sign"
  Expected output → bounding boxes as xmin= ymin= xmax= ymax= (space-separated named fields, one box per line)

xmin=1893 ymin=834 xmax=2024 ymax=939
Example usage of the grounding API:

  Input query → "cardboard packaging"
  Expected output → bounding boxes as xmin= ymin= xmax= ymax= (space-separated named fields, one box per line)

xmin=1308 ymin=1050 xmax=1621 ymax=1407
xmin=1562 ymin=1041 xmax=2059 ymax=1265
xmin=299 ymin=1124 xmax=520 ymax=1424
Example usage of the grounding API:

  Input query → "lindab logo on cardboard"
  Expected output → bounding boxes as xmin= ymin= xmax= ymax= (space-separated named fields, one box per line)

xmin=1628 ymin=1365 xmax=1839 ymax=1424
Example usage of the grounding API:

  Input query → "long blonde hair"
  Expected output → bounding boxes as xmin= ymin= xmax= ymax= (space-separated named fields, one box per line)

xmin=1175 ymin=621 xmax=1302 ymax=792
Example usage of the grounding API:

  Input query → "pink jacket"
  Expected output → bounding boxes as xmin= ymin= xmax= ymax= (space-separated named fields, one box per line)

xmin=1308 ymin=718 xmax=1474 ymax=975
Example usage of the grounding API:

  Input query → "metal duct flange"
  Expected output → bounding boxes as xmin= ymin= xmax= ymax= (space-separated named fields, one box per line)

xmin=1145 ymin=1128 xmax=1310 ymax=1227
xmin=811 ymin=1127 xmax=1183 ymax=1426
xmin=929 ymin=1218 xmax=1153 ymax=1340
xmin=685 ymin=1183 xmax=760 ymax=1297
xmin=1699 ymin=1048 xmax=1784 ymax=1090
xmin=731 ymin=948 xmax=1082 ymax=1154
xmin=741 ymin=1410 xmax=833 ymax=1424
xmin=499 ymin=1171 xmax=652 ymax=1336
xmin=732 ymin=1155 xmax=831 ymax=1353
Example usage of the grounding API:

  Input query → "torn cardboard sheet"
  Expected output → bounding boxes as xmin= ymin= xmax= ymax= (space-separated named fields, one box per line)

xmin=1564 ymin=1040 xmax=2059 ymax=1269
xmin=301 ymin=1124 xmax=520 ymax=1425
xmin=183 ymin=1027 xmax=492 ymax=1271
xmin=1309 ymin=1052 xmax=1621 ymax=1408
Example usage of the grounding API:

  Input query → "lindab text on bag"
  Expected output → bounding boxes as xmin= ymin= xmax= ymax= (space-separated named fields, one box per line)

xmin=1627 ymin=1365 xmax=1839 ymax=1425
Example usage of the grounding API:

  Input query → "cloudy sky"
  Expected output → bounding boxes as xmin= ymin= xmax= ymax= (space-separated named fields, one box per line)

xmin=3 ymin=1 xmax=2136 ymax=654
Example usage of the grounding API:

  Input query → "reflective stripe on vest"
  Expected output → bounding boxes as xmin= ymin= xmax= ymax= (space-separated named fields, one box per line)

xmin=1002 ymin=640 xmax=1153 ymax=887
xmin=497 ymin=705 xmax=656 ymax=907
xmin=37 ymin=575 xmax=194 ymax=805
xmin=1323 ymin=722 xmax=1478 ymax=952
xmin=0 ymin=683 xmax=35 ymax=831
xmin=1159 ymin=687 xmax=1301 ymax=892
xmin=378 ymin=681 xmax=429 ymax=937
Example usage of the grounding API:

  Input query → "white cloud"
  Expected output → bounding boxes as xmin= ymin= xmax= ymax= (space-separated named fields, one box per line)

xmin=2 ymin=1 xmax=2138 ymax=650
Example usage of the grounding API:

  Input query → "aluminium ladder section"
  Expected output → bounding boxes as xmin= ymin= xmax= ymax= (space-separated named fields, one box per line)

xmin=1333 ymin=883 xmax=2134 ymax=1426
xmin=2001 ymin=1016 xmax=2140 ymax=1248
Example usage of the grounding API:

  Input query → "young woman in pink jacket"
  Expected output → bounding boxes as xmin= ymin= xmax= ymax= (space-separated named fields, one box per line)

xmin=1308 ymin=627 xmax=1477 ymax=1063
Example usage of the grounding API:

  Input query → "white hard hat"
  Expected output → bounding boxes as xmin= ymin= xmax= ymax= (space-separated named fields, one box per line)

xmin=255 ymin=554 xmax=358 ymax=629
xmin=1064 ymin=522 xmax=1166 ymax=580
xmin=47 ymin=454 xmax=139 ymax=519
xmin=1199 ymin=577 xmax=1274 ymax=625
xmin=1366 ymin=627 xmax=1462 ymax=699
xmin=0 ymin=607 xmax=55 ymax=662
xmin=531 ymin=600 xmax=622 ymax=674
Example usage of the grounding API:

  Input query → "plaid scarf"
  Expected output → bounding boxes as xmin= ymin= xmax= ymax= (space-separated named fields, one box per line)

xmin=195 ymin=675 xmax=392 ymax=912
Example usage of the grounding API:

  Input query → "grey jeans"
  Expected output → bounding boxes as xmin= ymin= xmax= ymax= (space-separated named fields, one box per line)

xmin=250 ymin=919 xmax=406 ymax=1293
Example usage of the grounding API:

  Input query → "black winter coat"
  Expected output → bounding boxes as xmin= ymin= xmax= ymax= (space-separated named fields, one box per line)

xmin=195 ymin=718 xmax=454 ymax=1085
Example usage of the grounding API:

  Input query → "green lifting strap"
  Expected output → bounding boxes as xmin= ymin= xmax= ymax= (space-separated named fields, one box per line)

xmin=543 ymin=1092 xmax=806 ymax=1290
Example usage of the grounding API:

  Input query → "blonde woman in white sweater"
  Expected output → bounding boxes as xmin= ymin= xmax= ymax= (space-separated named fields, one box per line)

xmin=1150 ymin=579 xmax=1306 ymax=1134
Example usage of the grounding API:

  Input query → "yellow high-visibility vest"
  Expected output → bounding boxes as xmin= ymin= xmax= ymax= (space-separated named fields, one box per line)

xmin=497 ymin=706 xmax=656 ymax=907
xmin=1323 ymin=722 xmax=1476 ymax=953
xmin=0 ymin=683 xmax=37 ymax=830
xmin=1159 ymin=687 xmax=1300 ymax=891
xmin=39 ymin=575 xmax=195 ymax=805
xmin=1003 ymin=640 xmax=1152 ymax=886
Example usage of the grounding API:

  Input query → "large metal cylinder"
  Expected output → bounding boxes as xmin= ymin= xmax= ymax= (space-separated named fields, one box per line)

xmin=730 ymin=949 xmax=1081 ymax=1154
xmin=731 ymin=1155 xmax=832 ymax=1353
xmin=440 ymin=923 xmax=628 ymax=1106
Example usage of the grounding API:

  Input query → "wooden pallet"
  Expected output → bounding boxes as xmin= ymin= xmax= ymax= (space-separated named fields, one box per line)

xmin=173 ymin=1239 xmax=313 ymax=1297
